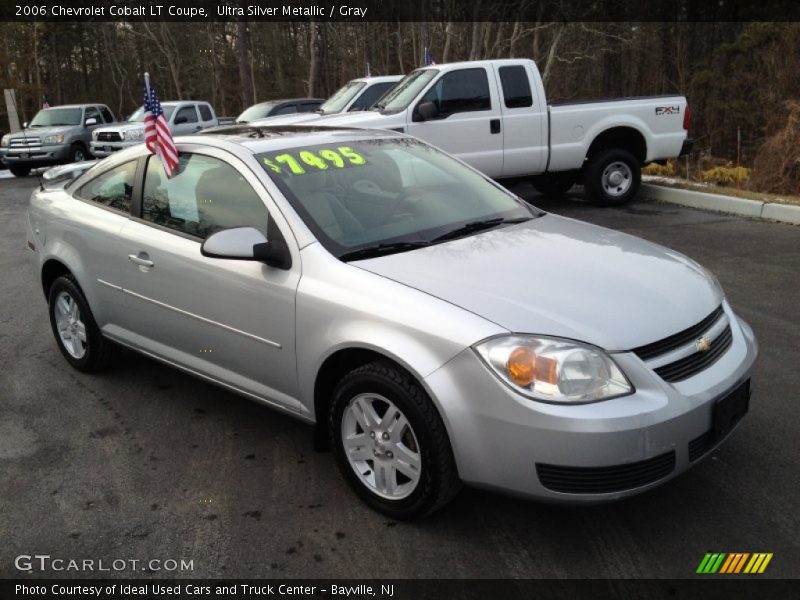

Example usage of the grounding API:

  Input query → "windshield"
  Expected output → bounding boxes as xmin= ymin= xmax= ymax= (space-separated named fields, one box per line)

xmin=237 ymin=103 xmax=277 ymax=123
xmin=257 ymin=138 xmax=539 ymax=259
xmin=29 ymin=108 xmax=82 ymax=127
xmin=319 ymin=81 xmax=366 ymax=114
xmin=374 ymin=70 xmax=437 ymax=113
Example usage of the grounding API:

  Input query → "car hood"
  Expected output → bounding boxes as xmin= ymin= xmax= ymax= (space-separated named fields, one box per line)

xmin=353 ymin=214 xmax=723 ymax=351
xmin=95 ymin=121 xmax=142 ymax=133
xmin=7 ymin=126 xmax=76 ymax=138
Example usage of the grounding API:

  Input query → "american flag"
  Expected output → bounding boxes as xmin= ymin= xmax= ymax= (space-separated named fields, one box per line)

xmin=143 ymin=72 xmax=178 ymax=178
xmin=423 ymin=47 xmax=436 ymax=66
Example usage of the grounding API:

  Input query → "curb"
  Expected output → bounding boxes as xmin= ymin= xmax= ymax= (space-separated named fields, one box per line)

xmin=640 ymin=183 xmax=800 ymax=225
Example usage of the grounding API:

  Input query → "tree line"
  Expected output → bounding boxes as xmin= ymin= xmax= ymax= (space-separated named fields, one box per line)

xmin=2 ymin=20 xmax=799 ymax=191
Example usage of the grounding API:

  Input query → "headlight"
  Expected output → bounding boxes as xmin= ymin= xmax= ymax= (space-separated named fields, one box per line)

xmin=92 ymin=130 xmax=99 ymax=140
xmin=1 ymin=135 xmax=8 ymax=147
xmin=474 ymin=335 xmax=633 ymax=404
xmin=42 ymin=134 xmax=65 ymax=144
xmin=125 ymin=129 xmax=144 ymax=141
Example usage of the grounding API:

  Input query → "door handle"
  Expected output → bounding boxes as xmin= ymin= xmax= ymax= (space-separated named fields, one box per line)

xmin=490 ymin=119 xmax=501 ymax=134
xmin=194 ymin=126 xmax=202 ymax=132
xmin=128 ymin=254 xmax=154 ymax=268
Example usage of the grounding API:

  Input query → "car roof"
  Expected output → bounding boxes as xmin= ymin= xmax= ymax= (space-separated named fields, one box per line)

xmin=352 ymin=75 xmax=403 ymax=84
xmin=194 ymin=124 xmax=403 ymax=154
xmin=161 ymin=100 xmax=211 ymax=106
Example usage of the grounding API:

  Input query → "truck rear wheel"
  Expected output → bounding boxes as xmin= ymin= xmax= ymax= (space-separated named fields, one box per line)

xmin=69 ymin=144 xmax=88 ymax=163
xmin=531 ymin=173 xmax=575 ymax=197
xmin=583 ymin=148 xmax=641 ymax=207
xmin=10 ymin=166 xmax=31 ymax=177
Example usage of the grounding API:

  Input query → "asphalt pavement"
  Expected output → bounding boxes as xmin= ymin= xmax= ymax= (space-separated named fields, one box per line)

xmin=1 ymin=175 xmax=798 ymax=579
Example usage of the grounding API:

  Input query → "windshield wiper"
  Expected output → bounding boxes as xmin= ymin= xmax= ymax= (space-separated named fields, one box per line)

xmin=339 ymin=241 xmax=430 ymax=262
xmin=430 ymin=217 xmax=533 ymax=244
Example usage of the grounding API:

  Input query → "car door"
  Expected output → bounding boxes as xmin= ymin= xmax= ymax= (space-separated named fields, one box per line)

xmin=171 ymin=105 xmax=201 ymax=135
xmin=116 ymin=148 xmax=303 ymax=413
xmin=406 ymin=67 xmax=504 ymax=178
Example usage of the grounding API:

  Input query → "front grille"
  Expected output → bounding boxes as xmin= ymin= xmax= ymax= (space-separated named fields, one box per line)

xmin=96 ymin=131 xmax=122 ymax=142
xmin=632 ymin=306 xmax=724 ymax=361
xmin=9 ymin=137 xmax=41 ymax=147
xmin=654 ymin=325 xmax=733 ymax=382
xmin=536 ymin=451 xmax=676 ymax=494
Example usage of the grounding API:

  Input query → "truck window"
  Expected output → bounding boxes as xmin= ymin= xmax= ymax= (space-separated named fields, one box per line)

xmin=174 ymin=106 xmax=198 ymax=123
xmin=419 ymin=68 xmax=491 ymax=117
xmin=84 ymin=106 xmax=101 ymax=124
xmin=498 ymin=66 xmax=533 ymax=109
xmin=100 ymin=107 xmax=114 ymax=123
xmin=198 ymin=104 xmax=213 ymax=121
xmin=273 ymin=104 xmax=298 ymax=115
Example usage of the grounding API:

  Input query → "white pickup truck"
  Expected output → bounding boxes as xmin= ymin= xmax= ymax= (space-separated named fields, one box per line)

xmin=304 ymin=59 xmax=693 ymax=206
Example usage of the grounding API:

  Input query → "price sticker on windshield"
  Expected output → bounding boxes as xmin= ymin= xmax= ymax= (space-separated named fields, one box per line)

xmin=261 ymin=146 xmax=367 ymax=176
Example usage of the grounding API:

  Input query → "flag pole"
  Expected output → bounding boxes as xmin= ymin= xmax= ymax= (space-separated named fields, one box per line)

xmin=144 ymin=71 xmax=151 ymax=97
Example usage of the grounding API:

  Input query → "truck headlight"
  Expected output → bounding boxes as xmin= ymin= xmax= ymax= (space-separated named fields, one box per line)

xmin=474 ymin=335 xmax=633 ymax=404
xmin=125 ymin=129 xmax=144 ymax=141
xmin=1 ymin=135 xmax=8 ymax=147
xmin=42 ymin=134 xmax=65 ymax=144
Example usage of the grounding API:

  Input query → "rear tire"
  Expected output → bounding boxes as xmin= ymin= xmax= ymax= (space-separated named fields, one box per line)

xmin=531 ymin=172 xmax=575 ymax=197
xmin=9 ymin=166 xmax=31 ymax=177
xmin=583 ymin=148 xmax=641 ymax=206
xmin=48 ymin=275 xmax=119 ymax=372
xmin=329 ymin=360 xmax=461 ymax=520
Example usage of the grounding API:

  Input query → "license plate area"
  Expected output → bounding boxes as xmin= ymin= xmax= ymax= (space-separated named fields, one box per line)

xmin=713 ymin=379 xmax=750 ymax=439
xmin=103 ymin=146 xmax=111 ymax=152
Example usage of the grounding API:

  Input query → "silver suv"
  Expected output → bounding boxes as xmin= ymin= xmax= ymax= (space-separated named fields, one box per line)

xmin=0 ymin=104 xmax=115 ymax=177
xmin=91 ymin=101 xmax=218 ymax=158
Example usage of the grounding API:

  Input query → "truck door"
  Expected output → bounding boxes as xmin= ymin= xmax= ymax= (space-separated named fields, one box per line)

xmin=406 ymin=67 xmax=504 ymax=178
xmin=494 ymin=64 xmax=548 ymax=178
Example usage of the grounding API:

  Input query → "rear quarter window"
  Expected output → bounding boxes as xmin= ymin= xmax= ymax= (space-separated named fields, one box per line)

xmin=498 ymin=66 xmax=533 ymax=109
xmin=198 ymin=104 xmax=213 ymax=121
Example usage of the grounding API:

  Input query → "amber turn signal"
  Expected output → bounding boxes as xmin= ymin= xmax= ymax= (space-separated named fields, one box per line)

xmin=507 ymin=346 xmax=536 ymax=387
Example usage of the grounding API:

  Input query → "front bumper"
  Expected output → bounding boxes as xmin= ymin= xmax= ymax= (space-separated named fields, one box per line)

xmin=0 ymin=144 xmax=71 ymax=166
xmin=90 ymin=140 xmax=139 ymax=158
xmin=423 ymin=301 xmax=757 ymax=502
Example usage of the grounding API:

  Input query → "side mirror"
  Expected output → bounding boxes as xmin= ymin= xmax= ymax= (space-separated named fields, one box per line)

xmin=417 ymin=101 xmax=439 ymax=121
xmin=85 ymin=118 xmax=97 ymax=126
xmin=201 ymin=226 xmax=292 ymax=270
xmin=174 ymin=116 xmax=188 ymax=125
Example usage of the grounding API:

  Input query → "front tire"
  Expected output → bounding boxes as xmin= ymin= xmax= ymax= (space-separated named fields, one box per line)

xmin=583 ymin=148 xmax=641 ymax=206
xmin=9 ymin=165 xmax=31 ymax=177
xmin=48 ymin=275 xmax=118 ymax=372
xmin=329 ymin=361 xmax=461 ymax=520
xmin=531 ymin=172 xmax=575 ymax=197
xmin=69 ymin=143 xmax=88 ymax=163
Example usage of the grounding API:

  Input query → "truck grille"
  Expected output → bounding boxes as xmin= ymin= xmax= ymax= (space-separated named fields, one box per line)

xmin=9 ymin=137 xmax=41 ymax=147
xmin=537 ymin=451 xmax=676 ymax=494
xmin=632 ymin=305 xmax=732 ymax=383
xmin=96 ymin=131 xmax=122 ymax=142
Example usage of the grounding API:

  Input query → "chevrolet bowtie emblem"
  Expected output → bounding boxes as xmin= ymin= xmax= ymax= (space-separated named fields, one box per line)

xmin=696 ymin=336 xmax=713 ymax=353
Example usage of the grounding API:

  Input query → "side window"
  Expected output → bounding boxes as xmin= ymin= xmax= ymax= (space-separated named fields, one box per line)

xmin=141 ymin=154 xmax=268 ymax=239
xmin=198 ymin=104 xmax=213 ymax=121
xmin=100 ymin=107 xmax=114 ymax=123
xmin=174 ymin=106 xmax=198 ymax=124
xmin=300 ymin=102 xmax=321 ymax=113
xmin=75 ymin=160 xmax=136 ymax=213
xmin=419 ymin=69 xmax=491 ymax=116
xmin=84 ymin=106 xmax=101 ymax=124
xmin=273 ymin=104 xmax=298 ymax=115
xmin=350 ymin=83 xmax=394 ymax=111
xmin=499 ymin=66 xmax=533 ymax=109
